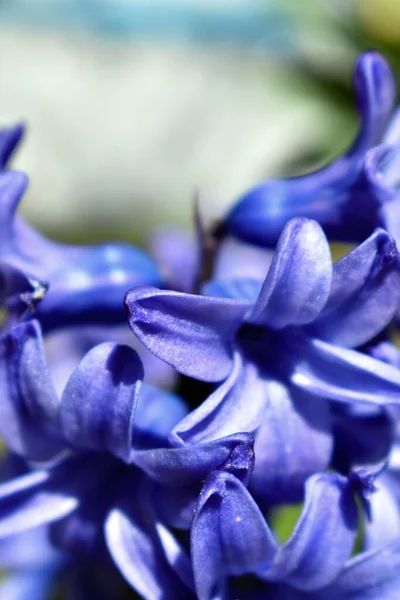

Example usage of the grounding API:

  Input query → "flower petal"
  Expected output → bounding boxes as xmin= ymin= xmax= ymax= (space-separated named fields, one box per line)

xmin=225 ymin=52 xmax=395 ymax=248
xmin=170 ymin=353 xmax=269 ymax=447
xmin=35 ymin=243 xmax=163 ymax=332
xmin=248 ymin=219 xmax=331 ymax=329
xmin=0 ymin=320 xmax=63 ymax=462
xmin=309 ymin=229 xmax=400 ymax=347
xmin=131 ymin=433 xmax=254 ymax=486
xmin=291 ymin=336 xmax=400 ymax=405
xmin=263 ymin=473 xmax=358 ymax=591
xmin=0 ymin=456 xmax=103 ymax=538
xmin=363 ymin=473 xmax=400 ymax=551
xmin=105 ymin=494 xmax=192 ymax=600
xmin=0 ymin=525 xmax=64 ymax=569
xmin=125 ymin=286 xmax=250 ymax=381
xmin=322 ymin=540 xmax=400 ymax=599
xmin=191 ymin=470 xmax=277 ymax=600
xmin=0 ymin=123 xmax=25 ymax=169
xmin=250 ymin=382 xmax=332 ymax=504
xmin=0 ymin=171 xmax=29 ymax=254
xmin=202 ymin=278 xmax=262 ymax=302
xmin=59 ymin=343 xmax=143 ymax=462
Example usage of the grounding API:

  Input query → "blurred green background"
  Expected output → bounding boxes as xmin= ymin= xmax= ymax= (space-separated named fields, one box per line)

xmin=1 ymin=0 xmax=400 ymax=247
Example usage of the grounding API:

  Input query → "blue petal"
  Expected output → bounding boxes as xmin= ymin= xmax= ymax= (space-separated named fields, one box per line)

xmin=133 ymin=384 xmax=188 ymax=449
xmin=248 ymin=219 xmax=331 ymax=329
xmin=290 ymin=335 xmax=400 ymax=405
xmin=0 ymin=320 xmax=64 ymax=462
xmin=105 ymin=491 xmax=192 ymax=600
xmin=0 ymin=455 xmax=107 ymax=538
xmin=0 ymin=171 xmax=29 ymax=254
xmin=125 ymin=286 xmax=251 ymax=381
xmin=191 ymin=470 xmax=277 ymax=600
xmin=321 ymin=540 xmax=400 ymax=599
xmin=131 ymin=433 xmax=254 ymax=485
xmin=263 ymin=473 xmax=358 ymax=591
xmin=0 ymin=525 xmax=64 ymax=569
xmin=363 ymin=473 xmax=400 ymax=551
xmin=250 ymin=382 xmax=332 ymax=504
xmin=309 ymin=229 xmax=400 ymax=347
xmin=225 ymin=52 xmax=395 ymax=247
xmin=170 ymin=353 xmax=269 ymax=446
xmin=0 ymin=171 xmax=163 ymax=331
xmin=202 ymin=278 xmax=262 ymax=302
xmin=0 ymin=123 xmax=25 ymax=169
xmin=35 ymin=243 xmax=163 ymax=332
xmin=59 ymin=342 xmax=143 ymax=462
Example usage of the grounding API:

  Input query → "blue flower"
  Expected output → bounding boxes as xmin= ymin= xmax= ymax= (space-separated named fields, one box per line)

xmin=189 ymin=465 xmax=399 ymax=599
xmin=224 ymin=51 xmax=400 ymax=248
xmin=125 ymin=217 xmax=400 ymax=501
xmin=0 ymin=319 xmax=271 ymax=598
xmin=0 ymin=170 xmax=163 ymax=331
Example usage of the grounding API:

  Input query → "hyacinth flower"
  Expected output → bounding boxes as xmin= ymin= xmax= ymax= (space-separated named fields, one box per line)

xmin=189 ymin=465 xmax=400 ymax=600
xmin=125 ymin=217 xmax=400 ymax=502
xmin=224 ymin=50 xmax=400 ymax=249
xmin=0 ymin=318 xmax=280 ymax=599
xmin=0 ymin=170 xmax=162 ymax=332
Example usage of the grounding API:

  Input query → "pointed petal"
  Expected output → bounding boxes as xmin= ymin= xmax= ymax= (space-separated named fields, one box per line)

xmin=105 ymin=496 xmax=191 ymax=600
xmin=60 ymin=343 xmax=143 ymax=462
xmin=352 ymin=51 xmax=396 ymax=152
xmin=322 ymin=540 xmax=400 ymax=599
xmin=125 ymin=286 xmax=250 ymax=381
xmin=250 ymin=382 xmax=332 ymax=504
xmin=0 ymin=320 xmax=63 ymax=462
xmin=263 ymin=473 xmax=358 ymax=591
xmin=310 ymin=229 xmax=400 ymax=347
xmin=0 ymin=171 xmax=29 ymax=254
xmin=170 ymin=353 xmax=269 ymax=446
xmin=291 ymin=336 xmax=400 ymax=405
xmin=0 ymin=455 xmax=106 ymax=538
xmin=0 ymin=123 xmax=25 ymax=169
xmin=225 ymin=52 xmax=395 ymax=248
xmin=131 ymin=433 xmax=254 ymax=486
xmin=191 ymin=470 xmax=277 ymax=600
xmin=248 ymin=219 xmax=331 ymax=329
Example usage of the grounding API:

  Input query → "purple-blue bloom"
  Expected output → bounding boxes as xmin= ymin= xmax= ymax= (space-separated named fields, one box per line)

xmin=224 ymin=51 xmax=400 ymax=250
xmin=125 ymin=217 xmax=400 ymax=501
xmin=0 ymin=170 xmax=162 ymax=331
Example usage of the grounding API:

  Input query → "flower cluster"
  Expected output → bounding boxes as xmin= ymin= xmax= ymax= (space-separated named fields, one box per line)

xmin=0 ymin=50 xmax=400 ymax=599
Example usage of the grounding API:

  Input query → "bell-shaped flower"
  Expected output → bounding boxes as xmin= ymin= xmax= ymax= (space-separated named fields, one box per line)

xmin=126 ymin=218 xmax=400 ymax=501
xmin=0 ymin=170 xmax=162 ymax=331
xmin=191 ymin=470 xmax=360 ymax=600
xmin=0 ymin=319 xmax=201 ymax=599
xmin=224 ymin=51 xmax=400 ymax=249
